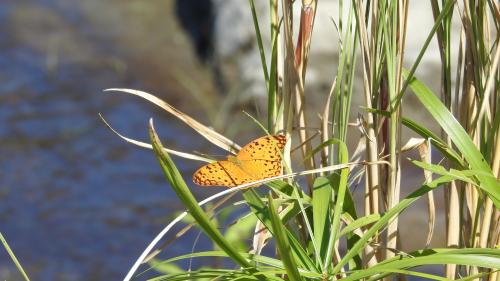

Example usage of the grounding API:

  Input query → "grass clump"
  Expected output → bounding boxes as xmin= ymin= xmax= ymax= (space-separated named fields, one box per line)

xmin=106 ymin=0 xmax=500 ymax=280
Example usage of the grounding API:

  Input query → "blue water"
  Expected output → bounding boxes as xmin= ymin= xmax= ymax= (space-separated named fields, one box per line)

xmin=0 ymin=1 xmax=211 ymax=279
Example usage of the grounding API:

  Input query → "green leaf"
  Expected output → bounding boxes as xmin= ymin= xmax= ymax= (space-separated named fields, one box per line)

xmin=145 ymin=251 xmax=283 ymax=273
xmin=455 ymin=270 xmax=500 ymax=281
xmin=394 ymin=0 xmax=455 ymax=107
xmin=312 ymin=177 xmax=332 ymax=264
xmin=332 ymin=176 xmax=456 ymax=274
xmin=343 ymin=248 xmax=500 ymax=281
xmin=367 ymin=268 xmax=449 ymax=281
xmin=404 ymin=70 xmax=500 ymax=208
xmin=410 ymin=160 xmax=477 ymax=185
xmin=328 ymin=172 xmax=362 ymax=271
xmin=248 ymin=0 xmax=269 ymax=88
xmin=323 ymin=139 xmax=350 ymax=270
xmin=144 ymin=250 xmax=318 ymax=279
xmin=401 ymin=116 xmax=464 ymax=167
xmin=243 ymin=189 xmax=317 ymax=272
xmin=338 ymin=214 xmax=381 ymax=238
xmin=148 ymin=259 xmax=185 ymax=275
xmin=267 ymin=19 xmax=279 ymax=131
xmin=0 ymin=232 xmax=30 ymax=281
xmin=367 ymin=107 xmax=465 ymax=168
xmin=267 ymin=193 xmax=302 ymax=281
xmin=224 ymin=211 xmax=258 ymax=252
xmin=148 ymin=120 xmax=258 ymax=275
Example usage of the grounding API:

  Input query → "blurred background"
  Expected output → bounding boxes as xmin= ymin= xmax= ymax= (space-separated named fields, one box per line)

xmin=0 ymin=0 xmax=222 ymax=279
xmin=0 ymin=0 xmax=451 ymax=280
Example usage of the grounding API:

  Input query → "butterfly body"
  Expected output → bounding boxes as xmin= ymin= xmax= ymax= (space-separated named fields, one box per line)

xmin=192 ymin=135 xmax=287 ymax=187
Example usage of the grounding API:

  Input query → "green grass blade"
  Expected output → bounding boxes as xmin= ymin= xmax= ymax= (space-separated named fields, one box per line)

xmin=328 ymin=172 xmax=362 ymax=271
xmin=142 ymin=250 xmax=318 ymax=280
xmin=150 ymin=269 xmax=269 ymax=281
xmin=338 ymin=214 xmax=381 ymax=238
xmin=150 ymin=267 xmax=319 ymax=281
xmin=328 ymin=172 xmax=357 ymax=220
xmin=332 ymin=175 xmax=455 ymax=274
xmin=289 ymin=183 xmax=320 ymax=266
xmin=0 ymin=232 xmax=30 ymax=281
xmin=410 ymin=160 xmax=478 ymax=186
xmin=394 ymin=0 xmax=455 ymax=108
xmin=404 ymin=70 xmax=500 ymax=208
xmin=401 ymin=116 xmax=465 ymax=167
xmin=323 ymin=139 xmax=349 ymax=269
xmin=366 ymin=268 xmax=450 ymax=281
xmin=148 ymin=260 xmax=185 ymax=275
xmin=312 ymin=177 xmax=332 ymax=266
xmin=148 ymin=120 xmax=256 ymax=273
xmin=455 ymin=270 xmax=500 ymax=281
xmin=366 ymin=108 xmax=466 ymax=168
xmin=248 ymin=0 xmax=269 ymax=88
xmin=146 ymin=251 xmax=285 ymax=272
xmin=267 ymin=193 xmax=302 ymax=281
xmin=343 ymin=248 xmax=500 ymax=281
xmin=267 ymin=23 xmax=279 ymax=131
xmin=243 ymin=189 xmax=318 ymax=272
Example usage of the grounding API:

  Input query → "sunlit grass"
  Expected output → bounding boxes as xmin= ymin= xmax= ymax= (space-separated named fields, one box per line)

xmin=0 ymin=232 xmax=30 ymax=281
xmin=105 ymin=0 xmax=499 ymax=280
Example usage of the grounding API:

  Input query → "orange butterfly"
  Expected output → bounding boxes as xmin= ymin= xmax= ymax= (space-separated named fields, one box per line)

xmin=192 ymin=135 xmax=287 ymax=187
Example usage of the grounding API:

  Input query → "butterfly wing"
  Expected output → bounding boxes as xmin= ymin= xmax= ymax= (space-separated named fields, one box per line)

xmin=236 ymin=135 xmax=286 ymax=180
xmin=192 ymin=135 xmax=287 ymax=187
xmin=237 ymin=135 xmax=287 ymax=161
xmin=192 ymin=160 xmax=256 ymax=187
xmin=239 ymin=159 xmax=283 ymax=179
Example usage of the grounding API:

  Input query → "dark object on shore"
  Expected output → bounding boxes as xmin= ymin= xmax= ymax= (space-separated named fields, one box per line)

xmin=175 ymin=0 xmax=215 ymax=62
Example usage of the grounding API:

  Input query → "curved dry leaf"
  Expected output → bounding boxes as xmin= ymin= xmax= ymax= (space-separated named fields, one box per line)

xmin=99 ymin=113 xmax=213 ymax=163
xmin=104 ymin=88 xmax=241 ymax=153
